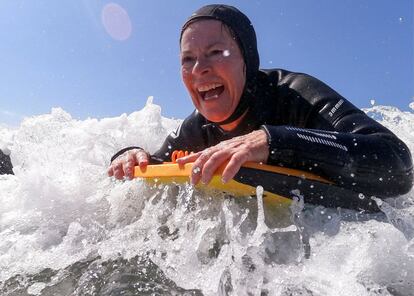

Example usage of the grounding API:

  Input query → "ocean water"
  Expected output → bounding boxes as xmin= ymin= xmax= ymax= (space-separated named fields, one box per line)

xmin=0 ymin=100 xmax=413 ymax=296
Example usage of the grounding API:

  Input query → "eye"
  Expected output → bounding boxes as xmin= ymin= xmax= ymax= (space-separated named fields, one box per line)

xmin=209 ymin=49 xmax=223 ymax=56
xmin=181 ymin=55 xmax=195 ymax=65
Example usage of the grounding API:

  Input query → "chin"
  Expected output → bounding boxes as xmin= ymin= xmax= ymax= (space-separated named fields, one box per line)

xmin=199 ymin=105 xmax=233 ymax=122
xmin=203 ymin=113 xmax=228 ymax=123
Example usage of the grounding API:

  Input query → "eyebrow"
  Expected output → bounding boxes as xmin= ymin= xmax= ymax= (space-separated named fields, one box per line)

xmin=181 ymin=41 xmax=226 ymax=55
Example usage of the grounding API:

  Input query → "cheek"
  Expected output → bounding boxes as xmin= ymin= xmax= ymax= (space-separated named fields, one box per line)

xmin=181 ymin=69 xmax=199 ymax=105
xmin=233 ymin=63 xmax=246 ymax=94
xmin=221 ymin=59 xmax=244 ymax=83
xmin=181 ymin=68 xmax=192 ymax=88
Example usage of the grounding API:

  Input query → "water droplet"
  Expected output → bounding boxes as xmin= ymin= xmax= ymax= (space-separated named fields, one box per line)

xmin=310 ymin=184 xmax=314 ymax=189
xmin=327 ymin=215 xmax=332 ymax=219
xmin=320 ymin=195 xmax=324 ymax=199
xmin=379 ymin=177 xmax=383 ymax=181
xmin=167 ymin=145 xmax=172 ymax=149
xmin=165 ymin=152 xmax=169 ymax=156
xmin=354 ymin=143 xmax=358 ymax=146
xmin=358 ymin=193 xmax=365 ymax=199
xmin=350 ymin=173 xmax=355 ymax=178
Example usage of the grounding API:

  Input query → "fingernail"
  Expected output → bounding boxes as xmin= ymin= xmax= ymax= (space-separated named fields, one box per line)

xmin=221 ymin=177 xmax=228 ymax=184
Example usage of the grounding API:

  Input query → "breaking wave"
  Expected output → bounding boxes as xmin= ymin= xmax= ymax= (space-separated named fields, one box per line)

xmin=0 ymin=100 xmax=413 ymax=295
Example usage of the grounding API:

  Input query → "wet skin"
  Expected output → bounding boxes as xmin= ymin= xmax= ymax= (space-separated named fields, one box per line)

xmin=108 ymin=20 xmax=269 ymax=184
xmin=180 ymin=19 xmax=246 ymax=125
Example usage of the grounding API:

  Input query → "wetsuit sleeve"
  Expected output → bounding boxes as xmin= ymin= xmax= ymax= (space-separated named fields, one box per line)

xmin=261 ymin=72 xmax=413 ymax=197
xmin=110 ymin=146 xmax=145 ymax=163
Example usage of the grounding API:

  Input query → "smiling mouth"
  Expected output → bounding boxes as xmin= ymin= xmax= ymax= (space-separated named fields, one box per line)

xmin=197 ymin=83 xmax=225 ymax=101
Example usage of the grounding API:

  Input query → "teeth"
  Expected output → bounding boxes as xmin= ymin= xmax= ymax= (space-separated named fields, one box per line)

xmin=197 ymin=83 xmax=223 ymax=92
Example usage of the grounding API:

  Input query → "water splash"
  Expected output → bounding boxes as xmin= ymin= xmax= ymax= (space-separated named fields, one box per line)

xmin=372 ymin=196 xmax=414 ymax=241
xmin=0 ymin=104 xmax=413 ymax=295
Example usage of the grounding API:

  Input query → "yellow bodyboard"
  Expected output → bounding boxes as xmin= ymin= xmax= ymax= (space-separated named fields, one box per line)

xmin=134 ymin=162 xmax=331 ymax=206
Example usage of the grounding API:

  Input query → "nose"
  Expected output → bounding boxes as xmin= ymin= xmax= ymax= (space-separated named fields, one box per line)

xmin=192 ymin=56 xmax=211 ymax=76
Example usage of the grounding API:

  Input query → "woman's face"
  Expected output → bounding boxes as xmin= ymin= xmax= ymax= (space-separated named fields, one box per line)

xmin=180 ymin=20 xmax=246 ymax=123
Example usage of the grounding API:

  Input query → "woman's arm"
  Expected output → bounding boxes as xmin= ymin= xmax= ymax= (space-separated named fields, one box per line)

xmin=262 ymin=124 xmax=413 ymax=197
xmin=262 ymin=70 xmax=413 ymax=197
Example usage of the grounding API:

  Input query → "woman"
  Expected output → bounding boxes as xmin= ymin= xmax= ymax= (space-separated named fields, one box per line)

xmin=108 ymin=4 xmax=413 ymax=209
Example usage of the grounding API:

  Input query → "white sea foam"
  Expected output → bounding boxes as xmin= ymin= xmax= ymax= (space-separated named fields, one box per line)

xmin=0 ymin=102 xmax=413 ymax=295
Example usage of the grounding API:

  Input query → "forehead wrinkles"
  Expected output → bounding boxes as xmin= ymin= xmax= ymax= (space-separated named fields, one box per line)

xmin=180 ymin=20 xmax=234 ymax=52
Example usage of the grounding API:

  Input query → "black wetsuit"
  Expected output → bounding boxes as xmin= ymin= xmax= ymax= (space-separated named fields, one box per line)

xmin=113 ymin=69 xmax=413 ymax=209
xmin=0 ymin=149 xmax=13 ymax=175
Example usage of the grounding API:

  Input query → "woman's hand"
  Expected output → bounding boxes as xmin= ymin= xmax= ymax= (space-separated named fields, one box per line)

xmin=176 ymin=129 xmax=269 ymax=185
xmin=107 ymin=148 xmax=149 ymax=180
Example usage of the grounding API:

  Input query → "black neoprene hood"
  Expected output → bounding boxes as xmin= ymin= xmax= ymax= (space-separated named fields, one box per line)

xmin=180 ymin=4 xmax=260 ymax=82
xmin=180 ymin=4 xmax=260 ymax=125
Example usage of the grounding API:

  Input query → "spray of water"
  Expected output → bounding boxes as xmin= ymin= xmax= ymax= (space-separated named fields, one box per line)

xmin=0 ymin=102 xmax=413 ymax=295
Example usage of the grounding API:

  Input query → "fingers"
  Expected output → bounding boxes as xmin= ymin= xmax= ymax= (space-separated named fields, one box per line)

xmin=107 ymin=166 xmax=114 ymax=177
xmin=122 ymin=156 xmax=135 ymax=180
xmin=185 ymin=130 xmax=270 ymax=185
xmin=125 ymin=149 xmax=149 ymax=179
xmin=192 ymin=149 xmax=217 ymax=185
xmin=108 ymin=149 xmax=149 ymax=180
xmin=176 ymin=152 xmax=201 ymax=165
xmin=221 ymin=152 xmax=248 ymax=183
xmin=199 ymin=149 xmax=231 ymax=184
xmin=175 ymin=151 xmax=209 ymax=185
xmin=107 ymin=130 xmax=269 ymax=187
xmin=189 ymin=148 xmax=232 ymax=185
xmin=107 ymin=159 xmax=127 ymax=180
xmin=136 ymin=152 xmax=149 ymax=169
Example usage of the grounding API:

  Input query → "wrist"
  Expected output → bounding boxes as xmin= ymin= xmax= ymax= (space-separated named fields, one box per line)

xmin=110 ymin=146 xmax=143 ymax=163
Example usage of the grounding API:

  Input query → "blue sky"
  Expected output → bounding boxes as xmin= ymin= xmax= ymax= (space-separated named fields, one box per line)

xmin=0 ymin=0 xmax=412 ymax=126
